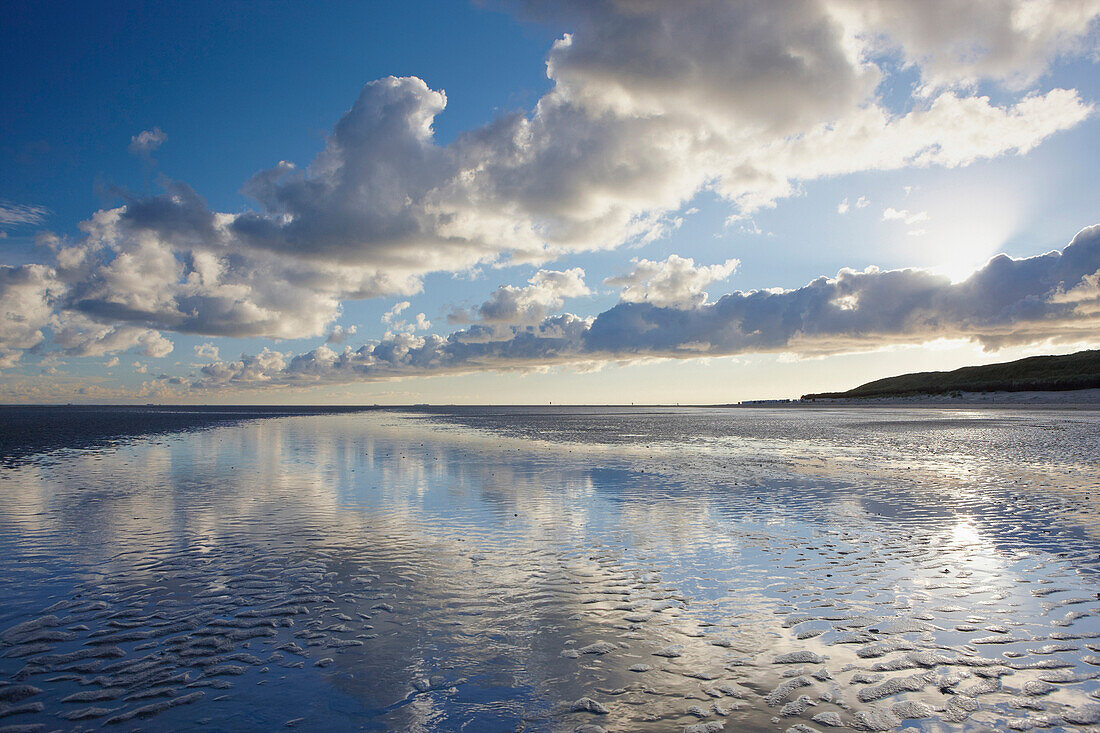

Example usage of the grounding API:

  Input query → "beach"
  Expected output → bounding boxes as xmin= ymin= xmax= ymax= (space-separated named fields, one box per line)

xmin=1 ymin=406 xmax=1099 ymax=731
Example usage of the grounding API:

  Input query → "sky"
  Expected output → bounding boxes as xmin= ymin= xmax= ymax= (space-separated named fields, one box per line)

xmin=2 ymin=0 xmax=1099 ymax=405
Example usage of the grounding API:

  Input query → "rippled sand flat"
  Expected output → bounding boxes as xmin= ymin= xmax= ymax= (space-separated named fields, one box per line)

xmin=1 ymin=407 xmax=1098 ymax=732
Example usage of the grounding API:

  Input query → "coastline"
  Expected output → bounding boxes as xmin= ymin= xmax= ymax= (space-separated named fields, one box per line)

xmin=731 ymin=387 xmax=1100 ymax=409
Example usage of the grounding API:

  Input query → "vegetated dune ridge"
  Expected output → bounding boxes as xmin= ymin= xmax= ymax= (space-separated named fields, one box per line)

xmin=803 ymin=349 xmax=1100 ymax=400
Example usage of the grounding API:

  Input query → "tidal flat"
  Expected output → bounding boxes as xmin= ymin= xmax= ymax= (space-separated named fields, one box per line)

xmin=1 ymin=406 xmax=1099 ymax=732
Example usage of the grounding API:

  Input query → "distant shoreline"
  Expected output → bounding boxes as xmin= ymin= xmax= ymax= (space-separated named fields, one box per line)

xmin=726 ymin=388 xmax=1100 ymax=409
xmin=2 ymin=398 xmax=1099 ymax=410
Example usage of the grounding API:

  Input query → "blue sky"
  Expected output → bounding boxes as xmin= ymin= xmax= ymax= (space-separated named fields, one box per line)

xmin=2 ymin=1 xmax=1099 ymax=403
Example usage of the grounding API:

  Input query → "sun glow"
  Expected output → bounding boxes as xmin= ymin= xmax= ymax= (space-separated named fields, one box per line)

xmin=921 ymin=187 xmax=1025 ymax=283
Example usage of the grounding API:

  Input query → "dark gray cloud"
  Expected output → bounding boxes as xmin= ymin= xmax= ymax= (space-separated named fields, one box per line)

xmin=585 ymin=228 xmax=1100 ymax=356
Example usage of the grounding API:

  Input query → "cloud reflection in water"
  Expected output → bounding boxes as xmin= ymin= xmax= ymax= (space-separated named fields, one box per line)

xmin=0 ymin=408 xmax=1098 ymax=730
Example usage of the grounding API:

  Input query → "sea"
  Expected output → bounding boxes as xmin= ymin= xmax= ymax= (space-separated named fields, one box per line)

xmin=1 ymin=404 xmax=1099 ymax=732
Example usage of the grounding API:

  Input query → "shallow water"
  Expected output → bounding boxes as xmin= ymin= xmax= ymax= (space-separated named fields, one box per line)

xmin=1 ymin=406 xmax=1099 ymax=732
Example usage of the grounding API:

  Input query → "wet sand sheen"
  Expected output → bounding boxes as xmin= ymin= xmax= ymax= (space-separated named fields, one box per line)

xmin=0 ymin=407 xmax=1098 ymax=731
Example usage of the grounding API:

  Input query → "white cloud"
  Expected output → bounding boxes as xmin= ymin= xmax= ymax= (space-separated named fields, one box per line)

xmin=456 ymin=267 xmax=589 ymax=326
xmin=52 ymin=313 xmax=173 ymax=358
xmin=0 ymin=265 xmax=60 ymax=367
xmin=856 ymin=196 xmax=870 ymax=208
xmin=128 ymin=127 xmax=167 ymax=158
xmin=196 ymin=347 xmax=287 ymax=385
xmin=883 ymin=207 xmax=930 ymax=224
xmin=0 ymin=201 xmax=49 ymax=228
xmin=326 ymin=324 xmax=358 ymax=344
xmin=194 ymin=342 xmax=219 ymax=360
xmin=831 ymin=0 xmax=1100 ymax=92
xmin=105 ymin=356 xmax=119 ymax=368
xmin=605 ymin=256 xmax=739 ymax=308
xmin=1051 ymin=267 xmax=1100 ymax=309
xmin=725 ymin=214 xmax=766 ymax=236
xmin=133 ymin=361 xmax=147 ymax=374
xmin=838 ymin=198 xmax=850 ymax=214
xmin=54 ymin=200 xmax=379 ymax=340
xmin=382 ymin=301 xmax=411 ymax=325
xmin=378 ymin=301 xmax=432 ymax=335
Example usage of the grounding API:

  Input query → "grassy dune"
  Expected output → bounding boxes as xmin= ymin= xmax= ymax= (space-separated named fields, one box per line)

xmin=803 ymin=349 xmax=1100 ymax=400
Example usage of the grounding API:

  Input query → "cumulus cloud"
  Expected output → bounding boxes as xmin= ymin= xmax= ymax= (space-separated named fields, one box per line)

xmin=454 ymin=267 xmax=589 ymax=326
xmin=0 ymin=1 xmax=1096 ymax=368
xmin=604 ymin=256 xmax=740 ymax=308
xmin=198 ymin=347 xmax=286 ymax=385
xmin=831 ymin=0 xmax=1100 ymax=92
xmin=325 ymin=324 xmax=358 ymax=344
xmin=0 ymin=261 xmax=186 ymax=369
xmin=128 ymin=127 xmax=167 ymax=158
xmin=192 ymin=313 xmax=593 ymax=390
xmin=51 ymin=313 xmax=174 ymax=358
xmin=194 ymin=342 xmax=219 ymax=360
xmin=54 ymin=195 xmax=391 ymax=340
xmin=382 ymin=301 xmax=411 ymax=325
xmin=185 ymin=225 xmax=1100 ymax=390
xmin=0 ymin=265 xmax=59 ymax=367
xmin=379 ymin=300 xmax=430 ymax=335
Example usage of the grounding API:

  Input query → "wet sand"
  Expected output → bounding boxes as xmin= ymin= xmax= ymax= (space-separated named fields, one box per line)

xmin=1 ymin=407 xmax=1098 ymax=731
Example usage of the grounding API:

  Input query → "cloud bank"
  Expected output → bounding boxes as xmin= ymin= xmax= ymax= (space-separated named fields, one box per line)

xmin=188 ymin=225 xmax=1100 ymax=391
